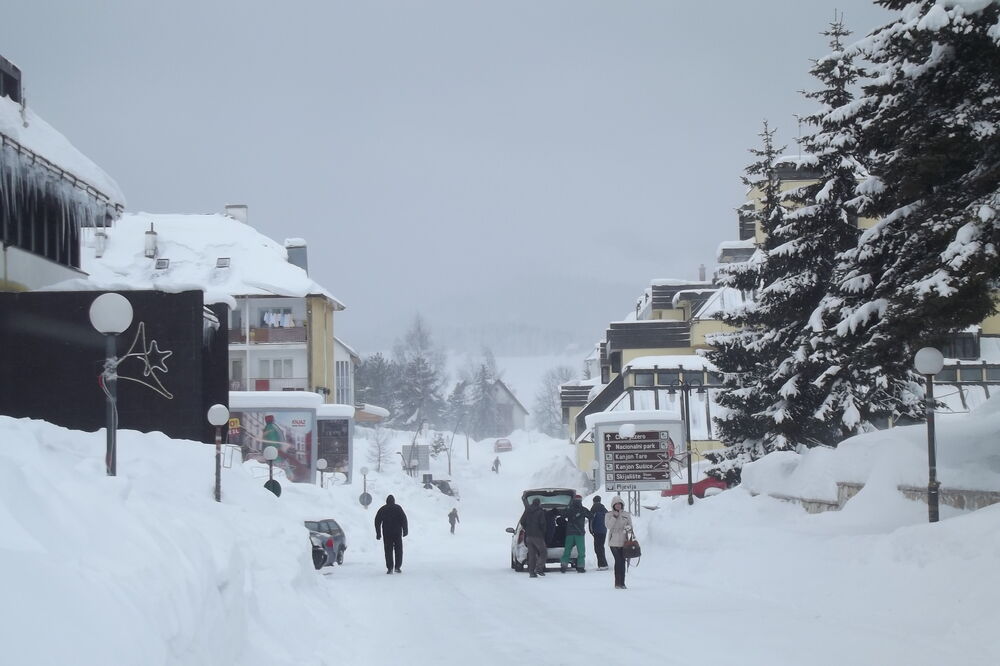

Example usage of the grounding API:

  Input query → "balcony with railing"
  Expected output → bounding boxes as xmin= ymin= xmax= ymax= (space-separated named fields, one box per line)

xmin=229 ymin=377 xmax=309 ymax=392
xmin=228 ymin=326 xmax=307 ymax=344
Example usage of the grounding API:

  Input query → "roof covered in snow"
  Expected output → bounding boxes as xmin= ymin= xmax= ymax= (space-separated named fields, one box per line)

xmin=623 ymin=354 xmax=716 ymax=372
xmin=0 ymin=95 xmax=125 ymax=208
xmin=694 ymin=286 xmax=749 ymax=320
xmin=45 ymin=212 xmax=344 ymax=309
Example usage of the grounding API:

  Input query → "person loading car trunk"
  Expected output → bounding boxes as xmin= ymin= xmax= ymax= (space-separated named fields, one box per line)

xmin=560 ymin=495 xmax=592 ymax=573
xmin=518 ymin=498 xmax=548 ymax=578
xmin=589 ymin=495 xmax=609 ymax=571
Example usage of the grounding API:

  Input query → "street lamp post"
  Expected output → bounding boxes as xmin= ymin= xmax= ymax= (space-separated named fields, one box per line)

xmin=360 ymin=466 xmax=371 ymax=510
xmin=317 ymin=458 xmax=328 ymax=488
xmin=263 ymin=445 xmax=281 ymax=497
xmin=668 ymin=378 xmax=704 ymax=506
xmin=89 ymin=293 xmax=134 ymax=477
xmin=915 ymin=347 xmax=944 ymax=523
xmin=207 ymin=404 xmax=229 ymax=502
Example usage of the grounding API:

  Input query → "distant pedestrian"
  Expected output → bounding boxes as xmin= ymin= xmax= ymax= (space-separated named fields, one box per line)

xmin=448 ymin=507 xmax=460 ymax=534
xmin=492 ymin=456 xmax=501 ymax=474
xmin=374 ymin=494 xmax=408 ymax=574
xmin=589 ymin=495 xmax=609 ymax=571
xmin=605 ymin=496 xmax=634 ymax=589
xmin=560 ymin=494 xmax=592 ymax=573
xmin=519 ymin=498 xmax=548 ymax=578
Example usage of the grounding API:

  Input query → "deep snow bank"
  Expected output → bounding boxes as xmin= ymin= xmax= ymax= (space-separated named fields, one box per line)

xmin=0 ymin=417 xmax=338 ymax=666
xmin=740 ymin=393 xmax=1000 ymax=502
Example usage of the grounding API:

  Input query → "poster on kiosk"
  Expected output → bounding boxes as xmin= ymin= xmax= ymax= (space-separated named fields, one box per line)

xmin=228 ymin=391 xmax=323 ymax=483
xmin=587 ymin=411 xmax=685 ymax=492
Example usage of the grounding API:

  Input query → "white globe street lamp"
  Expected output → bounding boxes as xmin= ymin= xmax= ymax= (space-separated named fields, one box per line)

xmin=262 ymin=445 xmax=281 ymax=497
xmin=89 ymin=293 xmax=134 ymax=476
xmin=317 ymin=458 xmax=328 ymax=488
xmin=207 ymin=404 xmax=229 ymax=502
xmin=914 ymin=347 xmax=944 ymax=522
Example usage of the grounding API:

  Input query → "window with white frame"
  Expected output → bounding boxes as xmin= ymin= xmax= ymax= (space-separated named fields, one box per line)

xmin=259 ymin=358 xmax=294 ymax=379
xmin=335 ymin=360 xmax=352 ymax=404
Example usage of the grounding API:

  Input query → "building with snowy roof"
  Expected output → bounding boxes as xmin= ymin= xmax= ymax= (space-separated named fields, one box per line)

xmin=64 ymin=209 xmax=348 ymax=405
xmin=1 ymin=55 xmax=124 ymax=292
xmin=561 ymin=273 xmax=745 ymax=475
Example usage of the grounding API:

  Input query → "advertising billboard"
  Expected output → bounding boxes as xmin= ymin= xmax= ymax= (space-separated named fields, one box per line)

xmin=230 ymin=408 xmax=316 ymax=483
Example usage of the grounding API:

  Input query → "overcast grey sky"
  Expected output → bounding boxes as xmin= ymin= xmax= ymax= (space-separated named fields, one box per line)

xmin=3 ymin=0 xmax=890 ymax=355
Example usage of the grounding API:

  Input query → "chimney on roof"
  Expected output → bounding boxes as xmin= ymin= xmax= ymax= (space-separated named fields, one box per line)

xmin=698 ymin=263 xmax=706 ymax=282
xmin=144 ymin=222 xmax=157 ymax=259
xmin=285 ymin=238 xmax=308 ymax=274
xmin=224 ymin=204 xmax=248 ymax=224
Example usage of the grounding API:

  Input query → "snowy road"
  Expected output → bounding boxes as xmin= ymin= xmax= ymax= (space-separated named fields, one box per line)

xmin=292 ymin=447 xmax=994 ymax=666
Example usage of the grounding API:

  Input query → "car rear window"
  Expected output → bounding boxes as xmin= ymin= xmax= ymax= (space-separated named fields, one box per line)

xmin=524 ymin=493 xmax=572 ymax=507
xmin=304 ymin=521 xmax=320 ymax=531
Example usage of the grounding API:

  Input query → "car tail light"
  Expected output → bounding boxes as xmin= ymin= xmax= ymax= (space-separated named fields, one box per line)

xmin=517 ymin=530 xmax=525 ymax=543
xmin=326 ymin=539 xmax=334 ymax=548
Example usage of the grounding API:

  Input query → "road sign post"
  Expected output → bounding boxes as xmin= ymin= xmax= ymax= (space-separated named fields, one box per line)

xmin=586 ymin=412 xmax=685 ymax=495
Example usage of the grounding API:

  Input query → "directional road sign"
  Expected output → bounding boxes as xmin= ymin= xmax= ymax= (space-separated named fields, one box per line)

xmin=602 ymin=429 xmax=680 ymax=491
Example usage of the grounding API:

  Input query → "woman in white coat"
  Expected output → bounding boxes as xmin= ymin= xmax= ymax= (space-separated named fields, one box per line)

xmin=604 ymin=496 xmax=634 ymax=589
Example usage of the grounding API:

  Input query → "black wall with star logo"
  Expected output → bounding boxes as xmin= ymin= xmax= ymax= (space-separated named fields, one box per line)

xmin=0 ymin=290 xmax=229 ymax=443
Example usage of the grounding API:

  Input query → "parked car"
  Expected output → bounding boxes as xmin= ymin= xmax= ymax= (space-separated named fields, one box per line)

xmin=505 ymin=487 xmax=576 ymax=571
xmin=661 ymin=477 xmax=727 ymax=499
xmin=305 ymin=518 xmax=348 ymax=569
xmin=430 ymin=479 xmax=459 ymax=499
xmin=494 ymin=438 xmax=513 ymax=453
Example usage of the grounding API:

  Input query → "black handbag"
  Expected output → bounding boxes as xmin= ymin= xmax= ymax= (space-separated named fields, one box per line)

xmin=622 ymin=531 xmax=641 ymax=562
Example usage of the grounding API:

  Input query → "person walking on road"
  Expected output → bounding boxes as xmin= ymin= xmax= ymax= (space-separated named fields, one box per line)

xmin=448 ymin=507 xmax=460 ymax=534
xmin=519 ymin=498 xmax=548 ymax=578
xmin=560 ymin=494 xmax=592 ymax=573
xmin=589 ymin=495 xmax=609 ymax=571
xmin=491 ymin=456 xmax=501 ymax=473
xmin=375 ymin=494 xmax=408 ymax=574
xmin=605 ymin=496 xmax=634 ymax=589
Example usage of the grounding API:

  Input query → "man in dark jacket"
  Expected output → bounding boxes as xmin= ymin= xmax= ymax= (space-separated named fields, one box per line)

xmin=518 ymin=498 xmax=548 ymax=578
xmin=559 ymin=495 xmax=592 ymax=573
xmin=374 ymin=494 xmax=408 ymax=574
xmin=589 ymin=495 xmax=609 ymax=571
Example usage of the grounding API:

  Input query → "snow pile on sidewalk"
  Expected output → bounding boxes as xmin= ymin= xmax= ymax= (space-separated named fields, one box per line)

xmin=0 ymin=416 xmax=339 ymax=665
xmin=739 ymin=394 xmax=1000 ymax=503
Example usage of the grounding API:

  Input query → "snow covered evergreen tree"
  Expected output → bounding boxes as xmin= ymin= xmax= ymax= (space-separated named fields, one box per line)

xmin=468 ymin=363 xmax=504 ymax=440
xmin=444 ymin=381 xmax=469 ymax=431
xmin=392 ymin=316 xmax=447 ymax=428
xmin=533 ymin=365 xmax=575 ymax=438
xmin=704 ymin=121 xmax=788 ymax=481
xmin=355 ymin=352 xmax=399 ymax=413
xmin=813 ymin=0 xmax=1000 ymax=433
xmin=746 ymin=15 xmax=868 ymax=450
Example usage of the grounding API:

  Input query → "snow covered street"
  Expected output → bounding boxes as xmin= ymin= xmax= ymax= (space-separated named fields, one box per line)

xmin=2 ymin=417 xmax=998 ymax=666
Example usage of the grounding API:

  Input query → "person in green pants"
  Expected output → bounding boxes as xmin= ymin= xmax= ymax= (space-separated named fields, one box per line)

xmin=560 ymin=495 xmax=592 ymax=573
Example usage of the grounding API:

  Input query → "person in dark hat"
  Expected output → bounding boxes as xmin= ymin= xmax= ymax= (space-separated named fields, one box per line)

xmin=589 ymin=495 xmax=609 ymax=571
xmin=374 ymin=494 xmax=408 ymax=574
xmin=518 ymin=498 xmax=548 ymax=577
xmin=559 ymin=494 xmax=592 ymax=573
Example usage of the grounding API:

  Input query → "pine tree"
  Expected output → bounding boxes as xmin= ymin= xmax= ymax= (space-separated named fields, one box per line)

xmin=394 ymin=356 xmax=445 ymax=428
xmin=815 ymin=1 xmax=1000 ymax=431
xmin=445 ymin=381 xmax=469 ymax=432
xmin=391 ymin=316 xmax=447 ymax=428
xmin=704 ymin=121 xmax=789 ymax=482
xmin=750 ymin=15 xmax=868 ymax=449
xmin=533 ymin=365 xmax=575 ymax=438
xmin=355 ymin=353 xmax=399 ymax=413
xmin=468 ymin=363 xmax=503 ymax=440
